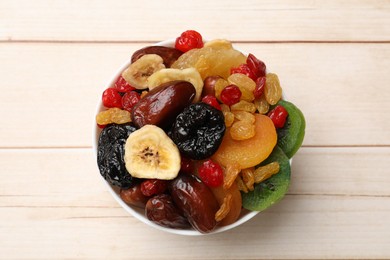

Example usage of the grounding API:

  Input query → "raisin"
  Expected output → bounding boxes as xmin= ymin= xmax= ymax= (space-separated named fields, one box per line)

xmin=96 ymin=108 xmax=131 ymax=126
xmin=171 ymin=103 xmax=225 ymax=160
xmin=97 ymin=123 xmax=137 ymax=188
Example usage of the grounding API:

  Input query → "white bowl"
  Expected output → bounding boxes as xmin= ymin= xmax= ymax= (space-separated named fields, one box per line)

xmin=93 ymin=39 xmax=264 ymax=235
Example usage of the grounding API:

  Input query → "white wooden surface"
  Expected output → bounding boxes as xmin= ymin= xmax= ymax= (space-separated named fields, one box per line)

xmin=1 ymin=1 xmax=389 ymax=259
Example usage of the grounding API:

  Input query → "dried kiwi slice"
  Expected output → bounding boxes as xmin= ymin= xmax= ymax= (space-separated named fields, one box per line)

xmin=242 ymin=146 xmax=290 ymax=211
xmin=276 ymin=100 xmax=305 ymax=158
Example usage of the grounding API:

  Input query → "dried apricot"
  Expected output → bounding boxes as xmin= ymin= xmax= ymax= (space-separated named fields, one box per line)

xmin=172 ymin=47 xmax=246 ymax=80
xmin=212 ymin=114 xmax=277 ymax=169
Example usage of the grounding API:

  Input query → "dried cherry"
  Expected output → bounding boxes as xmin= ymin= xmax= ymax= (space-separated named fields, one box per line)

xmin=171 ymin=103 xmax=225 ymax=160
xmin=97 ymin=123 xmax=137 ymax=188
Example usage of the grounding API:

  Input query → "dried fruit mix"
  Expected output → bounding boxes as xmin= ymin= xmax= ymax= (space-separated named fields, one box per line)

xmin=96 ymin=30 xmax=306 ymax=233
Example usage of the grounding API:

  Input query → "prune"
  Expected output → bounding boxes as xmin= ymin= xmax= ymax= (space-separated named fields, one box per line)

xmin=97 ymin=123 xmax=137 ymax=188
xmin=169 ymin=174 xmax=219 ymax=233
xmin=145 ymin=194 xmax=190 ymax=229
xmin=170 ymin=103 xmax=225 ymax=160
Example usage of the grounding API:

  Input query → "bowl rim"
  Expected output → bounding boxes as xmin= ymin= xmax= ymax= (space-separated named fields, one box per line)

xmin=92 ymin=39 xmax=291 ymax=235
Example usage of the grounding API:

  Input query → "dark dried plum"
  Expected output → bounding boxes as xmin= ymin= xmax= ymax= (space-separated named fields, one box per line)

xmin=170 ymin=103 xmax=225 ymax=160
xmin=97 ymin=123 xmax=137 ymax=188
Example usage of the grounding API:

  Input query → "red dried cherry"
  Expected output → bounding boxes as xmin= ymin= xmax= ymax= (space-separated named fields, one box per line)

xmin=220 ymin=85 xmax=241 ymax=106
xmin=247 ymin=53 xmax=266 ymax=78
xmin=230 ymin=64 xmax=257 ymax=81
xmin=114 ymin=75 xmax=135 ymax=92
xmin=202 ymin=95 xmax=221 ymax=110
xmin=198 ymin=159 xmax=224 ymax=188
xmin=140 ymin=179 xmax=168 ymax=197
xmin=102 ymin=88 xmax=122 ymax=108
xmin=122 ymin=91 xmax=141 ymax=112
xmin=175 ymin=30 xmax=204 ymax=52
xmin=253 ymin=76 xmax=266 ymax=99
xmin=268 ymin=105 xmax=289 ymax=128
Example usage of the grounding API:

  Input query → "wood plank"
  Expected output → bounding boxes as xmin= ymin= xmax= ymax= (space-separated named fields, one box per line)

xmin=0 ymin=147 xmax=389 ymax=207
xmin=0 ymin=0 xmax=389 ymax=42
xmin=0 ymin=42 xmax=389 ymax=147
xmin=1 ymin=196 xmax=389 ymax=259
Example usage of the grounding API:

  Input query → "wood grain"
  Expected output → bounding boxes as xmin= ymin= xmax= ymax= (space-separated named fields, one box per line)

xmin=1 ymin=148 xmax=388 ymax=259
xmin=1 ymin=196 xmax=389 ymax=259
xmin=1 ymin=0 xmax=389 ymax=42
xmin=1 ymin=0 xmax=389 ymax=259
xmin=0 ymin=43 xmax=389 ymax=148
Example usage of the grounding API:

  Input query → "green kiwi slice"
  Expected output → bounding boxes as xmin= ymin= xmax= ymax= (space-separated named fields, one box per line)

xmin=242 ymin=146 xmax=291 ymax=211
xmin=275 ymin=100 xmax=305 ymax=158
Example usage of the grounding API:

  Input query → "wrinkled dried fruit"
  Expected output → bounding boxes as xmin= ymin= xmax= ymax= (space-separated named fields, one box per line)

xmin=215 ymin=193 xmax=232 ymax=222
xmin=247 ymin=53 xmax=266 ymax=78
xmin=172 ymin=46 xmax=246 ymax=80
xmin=96 ymin=108 xmax=131 ymax=125
xmin=232 ymin=110 xmax=255 ymax=124
xmin=241 ymin=167 xmax=255 ymax=191
xmin=223 ymin=163 xmax=241 ymax=190
xmin=227 ymin=73 xmax=256 ymax=102
xmin=97 ymin=123 xmax=137 ymax=188
xmin=254 ymin=95 xmax=270 ymax=114
xmin=102 ymin=88 xmax=123 ymax=108
xmin=254 ymin=162 xmax=280 ymax=183
xmin=264 ymin=73 xmax=282 ymax=105
xmin=230 ymin=120 xmax=256 ymax=141
xmin=230 ymin=100 xmax=256 ymax=113
xmin=171 ymin=103 xmax=225 ymax=160
xmin=209 ymin=182 xmax=242 ymax=226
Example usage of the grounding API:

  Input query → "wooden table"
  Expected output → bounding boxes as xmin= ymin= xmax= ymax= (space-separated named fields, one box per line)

xmin=1 ymin=1 xmax=389 ymax=259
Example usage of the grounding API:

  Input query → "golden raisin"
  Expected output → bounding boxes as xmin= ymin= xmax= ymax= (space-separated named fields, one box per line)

xmin=230 ymin=100 xmax=256 ymax=113
xmin=241 ymin=167 xmax=255 ymax=191
xmin=215 ymin=193 xmax=232 ymax=222
xmin=96 ymin=108 xmax=131 ymax=125
xmin=232 ymin=110 xmax=255 ymax=124
xmin=230 ymin=120 xmax=255 ymax=141
xmin=254 ymin=162 xmax=280 ymax=183
xmin=223 ymin=163 xmax=241 ymax=190
xmin=224 ymin=111 xmax=235 ymax=127
xmin=227 ymin=73 xmax=255 ymax=102
xmin=236 ymin=176 xmax=249 ymax=193
xmin=254 ymin=95 xmax=270 ymax=114
xmin=264 ymin=73 xmax=282 ymax=105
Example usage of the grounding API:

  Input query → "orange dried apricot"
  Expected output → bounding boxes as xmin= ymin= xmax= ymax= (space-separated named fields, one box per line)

xmin=212 ymin=114 xmax=277 ymax=169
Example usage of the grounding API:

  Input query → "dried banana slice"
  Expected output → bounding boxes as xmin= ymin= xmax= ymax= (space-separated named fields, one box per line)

xmin=124 ymin=125 xmax=180 ymax=180
xmin=122 ymin=54 xmax=165 ymax=90
xmin=147 ymin=68 xmax=203 ymax=102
